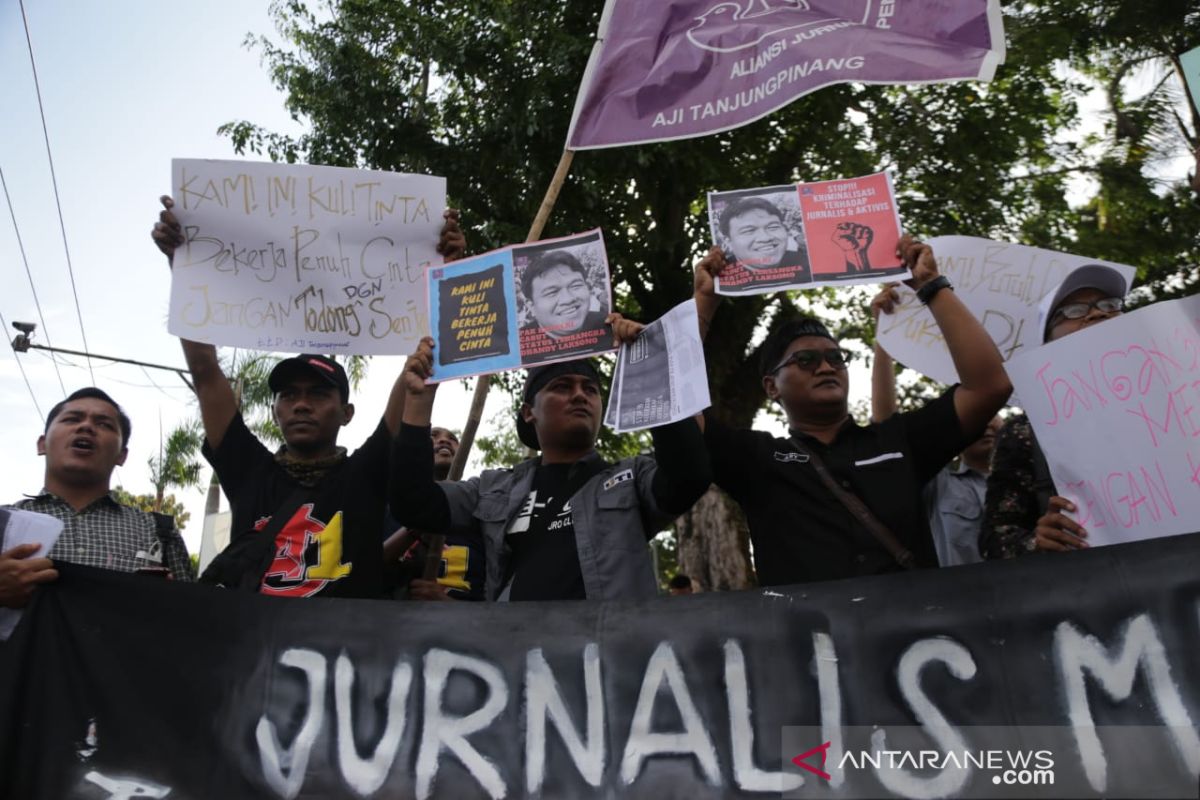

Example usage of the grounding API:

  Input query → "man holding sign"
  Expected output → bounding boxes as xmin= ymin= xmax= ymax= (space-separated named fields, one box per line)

xmin=153 ymin=197 xmax=465 ymax=599
xmin=389 ymin=338 xmax=711 ymax=601
xmin=693 ymin=237 xmax=1012 ymax=585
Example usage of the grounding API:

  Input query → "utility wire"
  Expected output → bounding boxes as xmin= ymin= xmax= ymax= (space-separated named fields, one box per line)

xmin=1 ymin=165 xmax=67 ymax=394
xmin=0 ymin=308 xmax=44 ymax=420
xmin=18 ymin=0 xmax=95 ymax=384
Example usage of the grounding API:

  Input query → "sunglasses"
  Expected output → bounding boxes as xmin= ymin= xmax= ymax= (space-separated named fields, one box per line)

xmin=1049 ymin=297 xmax=1123 ymax=327
xmin=770 ymin=348 xmax=854 ymax=374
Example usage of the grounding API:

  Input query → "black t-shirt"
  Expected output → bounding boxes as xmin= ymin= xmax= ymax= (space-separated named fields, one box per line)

xmin=203 ymin=414 xmax=387 ymax=599
xmin=387 ymin=513 xmax=487 ymax=601
xmin=705 ymin=389 xmax=968 ymax=586
xmin=503 ymin=462 xmax=597 ymax=601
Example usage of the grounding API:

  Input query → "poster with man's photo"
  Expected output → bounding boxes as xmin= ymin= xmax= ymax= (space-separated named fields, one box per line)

xmin=513 ymin=229 xmax=616 ymax=366
xmin=425 ymin=229 xmax=617 ymax=382
xmin=708 ymin=172 xmax=910 ymax=295
xmin=707 ymin=184 xmax=812 ymax=296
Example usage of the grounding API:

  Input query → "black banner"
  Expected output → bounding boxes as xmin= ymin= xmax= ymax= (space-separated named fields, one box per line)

xmin=3 ymin=534 xmax=1200 ymax=799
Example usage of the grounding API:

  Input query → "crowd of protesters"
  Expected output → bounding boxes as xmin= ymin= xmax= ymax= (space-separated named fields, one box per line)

xmin=0 ymin=198 xmax=1139 ymax=610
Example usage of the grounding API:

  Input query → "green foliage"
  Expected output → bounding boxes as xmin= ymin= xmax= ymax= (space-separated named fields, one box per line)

xmin=147 ymin=419 xmax=204 ymax=510
xmin=222 ymin=0 xmax=1199 ymax=434
xmin=112 ymin=487 xmax=192 ymax=533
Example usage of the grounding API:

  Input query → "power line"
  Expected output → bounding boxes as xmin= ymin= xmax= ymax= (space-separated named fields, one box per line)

xmin=18 ymin=0 xmax=94 ymax=384
xmin=0 ymin=164 xmax=67 ymax=394
xmin=0 ymin=308 xmax=44 ymax=420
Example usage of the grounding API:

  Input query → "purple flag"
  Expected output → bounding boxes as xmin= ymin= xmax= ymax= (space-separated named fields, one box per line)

xmin=567 ymin=0 xmax=1005 ymax=150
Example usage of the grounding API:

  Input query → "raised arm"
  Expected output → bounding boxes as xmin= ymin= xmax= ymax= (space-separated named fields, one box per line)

xmin=648 ymin=418 xmax=712 ymax=518
xmin=897 ymin=236 xmax=1011 ymax=438
xmin=389 ymin=337 xmax=453 ymax=532
xmin=869 ymin=284 xmax=900 ymax=423
xmin=152 ymin=195 xmax=237 ymax=449
xmin=605 ymin=313 xmax=713 ymax=516
xmin=692 ymin=246 xmax=729 ymax=343
xmin=382 ymin=210 xmax=466 ymax=436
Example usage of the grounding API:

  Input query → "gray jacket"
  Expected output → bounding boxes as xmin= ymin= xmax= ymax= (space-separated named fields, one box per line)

xmin=442 ymin=452 xmax=670 ymax=601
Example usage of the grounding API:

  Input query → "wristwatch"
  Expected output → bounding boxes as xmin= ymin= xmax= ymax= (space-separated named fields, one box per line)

xmin=916 ymin=275 xmax=953 ymax=305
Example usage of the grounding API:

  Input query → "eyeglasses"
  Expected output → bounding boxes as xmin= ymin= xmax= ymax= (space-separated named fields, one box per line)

xmin=770 ymin=348 xmax=854 ymax=374
xmin=1050 ymin=297 xmax=1123 ymax=327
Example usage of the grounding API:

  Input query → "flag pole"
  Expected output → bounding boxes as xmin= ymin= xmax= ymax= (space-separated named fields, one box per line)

xmin=444 ymin=148 xmax=576 ymax=482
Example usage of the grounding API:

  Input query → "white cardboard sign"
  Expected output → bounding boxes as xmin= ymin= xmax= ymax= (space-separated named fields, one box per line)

xmin=168 ymin=159 xmax=446 ymax=355
xmin=1005 ymin=295 xmax=1200 ymax=546
xmin=876 ymin=237 xmax=1136 ymax=385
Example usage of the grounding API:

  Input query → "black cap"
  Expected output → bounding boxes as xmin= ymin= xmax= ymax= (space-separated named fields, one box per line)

xmin=268 ymin=354 xmax=350 ymax=402
xmin=759 ymin=316 xmax=837 ymax=376
xmin=516 ymin=360 xmax=602 ymax=450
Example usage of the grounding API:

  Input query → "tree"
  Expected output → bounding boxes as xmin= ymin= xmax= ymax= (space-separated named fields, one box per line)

xmin=147 ymin=420 xmax=204 ymax=512
xmin=222 ymin=0 xmax=1200 ymax=588
xmin=112 ymin=487 xmax=192 ymax=534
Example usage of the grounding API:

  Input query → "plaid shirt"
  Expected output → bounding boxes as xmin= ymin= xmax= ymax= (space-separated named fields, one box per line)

xmin=6 ymin=491 xmax=195 ymax=581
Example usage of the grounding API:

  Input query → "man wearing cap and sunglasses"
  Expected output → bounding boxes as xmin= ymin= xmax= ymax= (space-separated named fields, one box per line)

xmin=152 ymin=197 xmax=466 ymax=598
xmin=388 ymin=336 xmax=712 ymax=602
xmin=981 ymin=264 xmax=1130 ymax=559
xmin=691 ymin=235 xmax=1012 ymax=585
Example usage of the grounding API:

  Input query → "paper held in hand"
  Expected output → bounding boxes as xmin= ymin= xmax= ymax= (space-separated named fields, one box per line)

xmin=0 ymin=508 xmax=64 ymax=640
xmin=605 ymin=300 xmax=711 ymax=433
xmin=875 ymin=237 xmax=1137 ymax=386
xmin=167 ymin=158 xmax=446 ymax=356
xmin=708 ymin=172 xmax=909 ymax=296
xmin=427 ymin=229 xmax=616 ymax=382
xmin=1004 ymin=294 xmax=1200 ymax=547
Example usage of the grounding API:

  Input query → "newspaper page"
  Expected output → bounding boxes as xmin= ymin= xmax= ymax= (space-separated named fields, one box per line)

xmin=0 ymin=508 xmax=64 ymax=640
xmin=608 ymin=300 xmax=710 ymax=433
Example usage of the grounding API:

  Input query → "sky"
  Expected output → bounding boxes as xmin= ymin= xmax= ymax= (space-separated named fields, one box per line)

xmin=0 ymin=0 xmax=480 ymax=555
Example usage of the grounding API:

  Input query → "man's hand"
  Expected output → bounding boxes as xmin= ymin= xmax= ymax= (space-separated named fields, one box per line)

xmin=1033 ymin=496 xmax=1089 ymax=552
xmin=693 ymin=246 xmax=728 ymax=300
xmin=151 ymin=196 xmax=184 ymax=266
xmin=403 ymin=337 xmax=438 ymax=396
xmin=870 ymin=282 xmax=901 ymax=321
xmin=693 ymin=246 xmax=728 ymax=341
xmin=606 ymin=312 xmax=645 ymax=346
xmin=833 ymin=222 xmax=873 ymax=272
xmin=0 ymin=544 xmax=58 ymax=609
xmin=409 ymin=578 xmax=453 ymax=601
xmin=896 ymin=234 xmax=939 ymax=291
xmin=437 ymin=210 xmax=466 ymax=262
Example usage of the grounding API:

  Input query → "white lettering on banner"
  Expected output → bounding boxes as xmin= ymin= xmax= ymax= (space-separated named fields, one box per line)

xmin=335 ymin=652 xmax=412 ymax=797
xmin=872 ymin=638 xmax=977 ymax=799
xmin=689 ymin=54 xmax=865 ymax=121
xmin=169 ymin=159 xmax=445 ymax=355
xmin=620 ymin=642 xmax=721 ymax=785
xmin=1006 ymin=295 xmax=1200 ymax=545
xmin=876 ymin=237 xmax=1137 ymax=387
xmin=1054 ymin=614 xmax=1200 ymax=793
xmin=525 ymin=645 xmax=605 ymax=793
xmin=256 ymin=648 xmax=326 ymax=800
xmin=245 ymin=616 xmax=1200 ymax=797
xmin=416 ymin=649 xmax=509 ymax=800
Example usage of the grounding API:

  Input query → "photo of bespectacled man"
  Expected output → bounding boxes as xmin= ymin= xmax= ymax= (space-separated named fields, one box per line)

xmin=708 ymin=185 xmax=813 ymax=296
xmin=513 ymin=230 xmax=615 ymax=366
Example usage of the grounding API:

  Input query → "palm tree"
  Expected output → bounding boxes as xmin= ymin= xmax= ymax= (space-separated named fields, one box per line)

xmin=147 ymin=420 xmax=204 ymax=512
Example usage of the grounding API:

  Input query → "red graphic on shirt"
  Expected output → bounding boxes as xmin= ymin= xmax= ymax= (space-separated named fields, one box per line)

xmin=258 ymin=504 xmax=351 ymax=597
